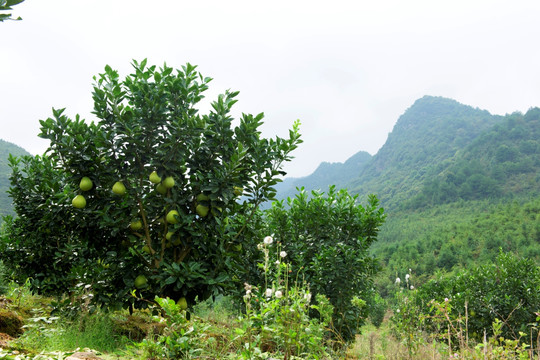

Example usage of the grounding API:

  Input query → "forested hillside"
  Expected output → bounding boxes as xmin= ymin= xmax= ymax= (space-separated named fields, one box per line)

xmin=273 ymin=95 xmax=540 ymax=289
xmin=373 ymin=197 xmax=540 ymax=296
xmin=405 ymin=107 xmax=540 ymax=208
xmin=347 ymin=96 xmax=499 ymax=210
xmin=0 ymin=139 xmax=30 ymax=218
xmin=274 ymin=150 xmax=372 ymax=200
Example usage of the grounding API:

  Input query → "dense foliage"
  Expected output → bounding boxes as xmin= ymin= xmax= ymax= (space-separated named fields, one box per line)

xmin=407 ymin=107 xmax=540 ymax=208
xmin=348 ymin=96 xmax=498 ymax=210
xmin=0 ymin=60 xmax=301 ymax=310
xmin=374 ymin=197 xmax=540 ymax=296
xmin=246 ymin=187 xmax=385 ymax=340
xmin=411 ymin=252 xmax=540 ymax=342
xmin=0 ymin=139 xmax=29 ymax=218
xmin=273 ymin=150 xmax=372 ymax=202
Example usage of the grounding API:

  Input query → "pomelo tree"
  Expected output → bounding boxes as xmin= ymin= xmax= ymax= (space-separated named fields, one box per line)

xmin=1 ymin=60 xmax=301 ymax=310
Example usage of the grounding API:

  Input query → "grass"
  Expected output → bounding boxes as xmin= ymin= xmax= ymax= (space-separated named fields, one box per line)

xmin=0 ymin=284 xmax=538 ymax=359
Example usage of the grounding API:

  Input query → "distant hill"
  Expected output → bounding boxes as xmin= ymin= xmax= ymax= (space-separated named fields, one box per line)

xmin=272 ymin=95 xmax=540 ymax=284
xmin=346 ymin=96 xmax=499 ymax=210
xmin=0 ymin=139 xmax=30 ymax=218
xmin=405 ymin=107 xmax=540 ymax=208
xmin=274 ymin=150 xmax=372 ymax=200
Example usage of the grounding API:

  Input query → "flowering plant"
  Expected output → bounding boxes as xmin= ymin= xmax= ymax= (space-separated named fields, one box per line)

xmin=240 ymin=236 xmax=333 ymax=359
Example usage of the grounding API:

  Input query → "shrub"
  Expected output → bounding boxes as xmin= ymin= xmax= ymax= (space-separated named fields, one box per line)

xmin=245 ymin=186 xmax=385 ymax=341
xmin=415 ymin=251 xmax=540 ymax=343
xmin=0 ymin=60 xmax=301 ymax=310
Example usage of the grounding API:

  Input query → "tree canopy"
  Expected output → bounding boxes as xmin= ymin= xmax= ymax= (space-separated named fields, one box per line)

xmin=1 ymin=60 xmax=302 ymax=310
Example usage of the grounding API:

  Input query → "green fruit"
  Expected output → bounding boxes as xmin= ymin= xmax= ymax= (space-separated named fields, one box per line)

xmin=163 ymin=176 xmax=175 ymax=189
xmin=166 ymin=210 xmax=179 ymax=224
xmin=196 ymin=193 xmax=210 ymax=202
xmin=112 ymin=181 xmax=126 ymax=195
xmin=156 ymin=183 xmax=167 ymax=195
xmin=166 ymin=231 xmax=174 ymax=240
xmin=196 ymin=204 xmax=209 ymax=217
xmin=130 ymin=220 xmax=143 ymax=231
xmin=134 ymin=275 xmax=147 ymax=289
xmin=72 ymin=195 xmax=86 ymax=208
xmin=142 ymin=245 xmax=151 ymax=254
xmin=233 ymin=186 xmax=243 ymax=196
xmin=178 ymin=297 xmax=188 ymax=310
xmin=211 ymin=207 xmax=222 ymax=216
xmin=149 ymin=171 xmax=161 ymax=184
xmin=79 ymin=177 xmax=93 ymax=191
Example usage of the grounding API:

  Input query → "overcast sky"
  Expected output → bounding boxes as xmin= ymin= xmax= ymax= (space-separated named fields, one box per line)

xmin=2 ymin=0 xmax=540 ymax=178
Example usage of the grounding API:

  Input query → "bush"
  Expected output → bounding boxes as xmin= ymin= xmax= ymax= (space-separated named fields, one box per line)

xmin=245 ymin=186 xmax=385 ymax=341
xmin=0 ymin=60 xmax=301 ymax=310
xmin=415 ymin=251 xmax=540 ymax=343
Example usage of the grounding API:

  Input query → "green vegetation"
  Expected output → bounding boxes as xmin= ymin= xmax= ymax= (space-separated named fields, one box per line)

xmin=373 ymin=197 xmax=540 ymax=296
xmin=1 ymin=60 xmax=538 ymax=357
xmin=406 ymin=107 xmax=540 ymax=208
xmin=274 ymin=150 xmax=372 ymax=202
xmin=0 ymin=139 xmax=29 ymax=219
xmin=349 ymin=96 xmax=499 ymax=210
xmin=0 ymin=60 xmax=393 ymax=358
xmin=1 ymin=60 xmax=302 ymax=310
xmin=251 ymin=187 xmax=385 ymax=340
xmin=390 ymin=253 xmax=540 ymax=359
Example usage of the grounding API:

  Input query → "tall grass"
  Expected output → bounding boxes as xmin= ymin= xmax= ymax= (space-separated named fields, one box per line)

xmin=15 ymin=310 xmax=129 ymax=353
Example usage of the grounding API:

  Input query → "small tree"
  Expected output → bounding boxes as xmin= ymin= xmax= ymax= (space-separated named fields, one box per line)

xmin=1 ymin=60 xmax=301 ymax=310
xmin=245 ymin=186 xmax=386 ymax=340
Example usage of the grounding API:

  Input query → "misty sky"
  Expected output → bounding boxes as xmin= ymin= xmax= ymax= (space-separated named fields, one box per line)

xmin=2 ymin=0 xmax=540 ymax=178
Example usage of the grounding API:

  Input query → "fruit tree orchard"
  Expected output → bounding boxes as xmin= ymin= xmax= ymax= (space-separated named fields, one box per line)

xmin=1 ymin=60 xmax=302 ymax=310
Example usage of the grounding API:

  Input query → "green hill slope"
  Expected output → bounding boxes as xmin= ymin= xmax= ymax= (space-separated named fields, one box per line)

xmin=347 ymin=96 xmax=499 ymax=210
xmin=406 ymin=107 xmax=540 ymax=208
xmin=274 ymin=96 xmax=540 ymax=288
xmin=0 ymin=139 xmax=31 ymax=217
xmin=274 ymin=150 xmax=372 ymax=200
xmin=373 ymin=196 xmax=540 ymax=296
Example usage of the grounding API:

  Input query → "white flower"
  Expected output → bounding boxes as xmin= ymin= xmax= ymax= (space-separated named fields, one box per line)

xmin=395 ymin=277 xmax=401 ymax=285
xmin=410 ymin=285 xmax=414 ymax=290
xmin=265 ymin=288 xmax=273 ymax=298
xmin=275 ymin=290 xmax=283 ymax=298
xmin=444 ymin=297 xmax=449 ymax=302
xmin=304 ymin=293 xmax=312 ymax=303
xmin=279 ymin=251 xmax=287 ymax=258
xmin=275 ymin=260 xmax=280 ymax=266
xmin=245 ymin=289 xmax=252 ymax=296
xmin=257 ymin=243 xmax=264 ymax=250
xmin=263 ymin=236 xmax=273 ymax=245
xmin=244 ymin=283 xmax=252 ymax=291
xmin=396 ymin=309 xmax=400 ymax=313
xmin=405 ymin=274 xmax=410 ymax=281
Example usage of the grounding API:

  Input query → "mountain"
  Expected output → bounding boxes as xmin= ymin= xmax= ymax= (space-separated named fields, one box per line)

xmin=272 ymin=95 xmax=540 ymax=286
xmin=405 ymin=107 xmax=540 ymax=208
xmin=274 ymin=150 xmax=372 ymax=200
xmin=0 ymin=139 xmax=30 ymax=218
xmin=346 ymin=96 xmax=499 ymax=210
